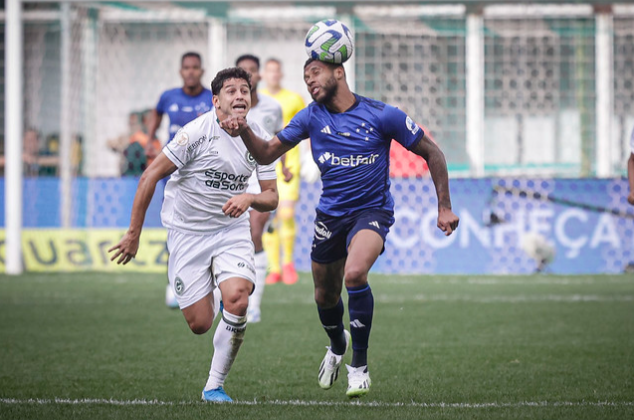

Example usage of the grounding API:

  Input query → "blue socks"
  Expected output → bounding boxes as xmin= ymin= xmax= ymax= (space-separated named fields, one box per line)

xmin=347 ymin=284 xmax=373 ymax=367
xmin=317 ymin=298 xmax=346 ymax=355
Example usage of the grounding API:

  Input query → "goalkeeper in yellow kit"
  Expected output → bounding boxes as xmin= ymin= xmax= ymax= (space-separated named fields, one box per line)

xmin=260 ymin=58 xmax=306 ymax=285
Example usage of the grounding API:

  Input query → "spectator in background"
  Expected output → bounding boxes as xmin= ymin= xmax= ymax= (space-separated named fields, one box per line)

xmin=108 ymin=110 xmax=162 ymax=176
xmin=0 ymin=128 xmax=60 ymax=177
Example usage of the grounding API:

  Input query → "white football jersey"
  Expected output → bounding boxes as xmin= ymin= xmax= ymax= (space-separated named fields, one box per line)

xmin=245 ymin=93 xmax=284 ymax=194
xmin=161 ymin=109 xmax=277 ymax=233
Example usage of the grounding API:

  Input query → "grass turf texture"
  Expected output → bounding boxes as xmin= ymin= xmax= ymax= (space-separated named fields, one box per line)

xmin=0 ymin=272 xmax=632 ymax=420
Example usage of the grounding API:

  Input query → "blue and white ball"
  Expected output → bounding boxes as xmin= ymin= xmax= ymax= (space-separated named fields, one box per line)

xmin=304 ymin=19 xmax=354 ymax=64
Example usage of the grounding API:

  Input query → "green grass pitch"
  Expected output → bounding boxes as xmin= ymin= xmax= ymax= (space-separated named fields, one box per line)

xmin=1 ymin=272 xmax=632 ymax=419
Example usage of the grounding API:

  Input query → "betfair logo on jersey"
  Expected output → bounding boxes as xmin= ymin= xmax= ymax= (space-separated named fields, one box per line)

xmin=317 ymin=152 xmax=380 ymax=167
xmin=204 ymin=169 xmax=250 ymax=191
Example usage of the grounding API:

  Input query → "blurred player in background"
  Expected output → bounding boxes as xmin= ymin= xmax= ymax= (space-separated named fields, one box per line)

xmin=109 ymin=67 xmax=278 ymax=402
xmin=628 ymin=126 xmax=634 ymax=206
xmin=144 ymin=51 xmax=214 ymax=308
xmin=222 ymin=57 xmax=459 ymax=398
xmin=260 ymin=58 xmax=306 ymax=286
xmin=235 ymin=54 xmax=285 ymax=323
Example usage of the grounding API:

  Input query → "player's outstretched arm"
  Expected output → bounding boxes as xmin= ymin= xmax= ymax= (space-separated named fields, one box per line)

xmin=627 ymin=152 xmax=634 ymax=206
xmin=411 ymin=134 xmax=459 ymax=236
xmin=108 ymin=153 xmax=177 ymax=264
xmin=220 ymin=116 xmax=294 ymax=165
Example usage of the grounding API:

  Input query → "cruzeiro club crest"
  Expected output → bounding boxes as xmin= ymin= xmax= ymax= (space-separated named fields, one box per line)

xmin=174 ymin=277 xmax=185 ymax=296
xmin=246 ymin=151 xmax=256 ymax=166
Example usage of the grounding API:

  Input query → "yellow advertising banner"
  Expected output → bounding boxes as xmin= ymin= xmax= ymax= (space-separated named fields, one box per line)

xmin=0 ymin=229 xmax=168 ymax=272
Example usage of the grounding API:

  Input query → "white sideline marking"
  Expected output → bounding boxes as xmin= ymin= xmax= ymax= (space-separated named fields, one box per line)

xmin=0 ymin=398 xmax=633 ymax=408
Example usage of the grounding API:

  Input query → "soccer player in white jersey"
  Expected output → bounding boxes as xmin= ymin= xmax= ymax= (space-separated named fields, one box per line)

xmin=628 ymin=126 xmax=634 ymax=206
xmin=235 ymin=54 xmax=285 ymax=324
xmin=222 ymin=58 xmax=459 ymax=398
xmin=109 ymin=67 xmax=278 ymax=403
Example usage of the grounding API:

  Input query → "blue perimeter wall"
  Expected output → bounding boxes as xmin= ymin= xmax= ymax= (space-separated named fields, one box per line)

xmin=1 ymin=177 xmax=633 ymax=274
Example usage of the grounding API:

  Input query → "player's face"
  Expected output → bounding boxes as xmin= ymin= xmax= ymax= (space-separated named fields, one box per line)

xmin=213 ymin=77 xmax=251 ymax=119
xmin=237 ymin=59 xmax=260 ymax=92
xmin=180 ymin=56 xmax=204 ymax=89
xmin=263 ymin=61 xmax=283 ymax=88
xmin=304 ymin=60 xmax=338 ymax=104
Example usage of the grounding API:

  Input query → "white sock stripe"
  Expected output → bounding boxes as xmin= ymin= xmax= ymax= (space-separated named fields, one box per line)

xmin=0 ymin=398 xmax=632 ymax=408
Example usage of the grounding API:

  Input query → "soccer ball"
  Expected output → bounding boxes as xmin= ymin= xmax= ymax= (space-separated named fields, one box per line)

xmin=304 ymin=19 xmax=354 ymax=64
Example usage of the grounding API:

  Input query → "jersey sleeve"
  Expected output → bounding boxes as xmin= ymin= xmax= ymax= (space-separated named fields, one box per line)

xmin=277 ymin=107 xmax=311 ymax=146
xmin=252 ymin=123 xmax=278 ymax=181
xmin=382 ymin=105 xmax=425 ymax=150
xmin=162 ymin=128 xmax=200 ymax=169
xmin=155 ymin=90 xmax=170 ymax=115
xmin=273 ymin=103 xmax=284 ymax=134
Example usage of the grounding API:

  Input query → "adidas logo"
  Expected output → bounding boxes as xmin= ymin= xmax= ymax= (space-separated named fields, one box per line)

xmin=321 ymin=125 xmax=332 ymax=134
xmin=369 ymin=221 xmax=380 ymax=229
xmin=350 ymin=319 xmax=366 ymax=328
xmin=318 ymin=152 xmax=333 ymax=164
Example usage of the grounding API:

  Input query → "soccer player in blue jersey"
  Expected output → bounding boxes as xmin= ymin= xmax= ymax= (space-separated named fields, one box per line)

xmin=146 ymin=52 xmax=214 ymax=148
xmin=222 ymin=57 xmax=460 ymax=398
xmin=144 ymin=51 xmax=214 ymax=308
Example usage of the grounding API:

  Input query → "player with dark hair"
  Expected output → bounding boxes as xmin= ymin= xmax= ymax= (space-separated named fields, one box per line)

xmin=221 ymin=57 xmax=459 ymax=398
xmin=144 ymin=51 xmax=214 ymax=308
xmin=109 ymin=66 xmax=278 ymax=402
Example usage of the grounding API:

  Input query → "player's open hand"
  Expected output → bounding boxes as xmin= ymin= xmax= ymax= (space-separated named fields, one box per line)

xmin=108 ymin=232 xmax=140 ymax=265
xmin=222 ymin=194 xmax=253 ymax=218
xmin=437 ymin=207 xmax=459 ymax=236
xmin=220 ymin=116 xmax=248 ymax=137
xmin=628 ymin=192 xmax=634 ymax=206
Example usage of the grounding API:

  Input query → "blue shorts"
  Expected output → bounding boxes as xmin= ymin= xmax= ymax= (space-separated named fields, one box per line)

xmin=311 ymin=208 xmax=395 ymax=264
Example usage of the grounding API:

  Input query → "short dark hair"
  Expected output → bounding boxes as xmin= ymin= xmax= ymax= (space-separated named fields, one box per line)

xmin=235 ymin=54 xmax=260 ymax=69
xmin=181 ymin=52 xmax=202 ymax=66
xmin=303 ymin=57 xmax=342 ymax=70
xmin=211 ymin=67 xmax=252 ymax=96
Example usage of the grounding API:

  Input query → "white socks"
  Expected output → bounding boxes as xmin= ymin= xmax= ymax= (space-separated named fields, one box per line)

xmin=204 ymin=310 xmax=247 ymax=391
xmin=248 ymin=251 xmax=268 ymax=313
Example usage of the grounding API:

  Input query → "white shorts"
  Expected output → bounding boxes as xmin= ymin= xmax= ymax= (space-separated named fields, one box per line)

xmin=167 ymin=222 xmax=256 ymax=309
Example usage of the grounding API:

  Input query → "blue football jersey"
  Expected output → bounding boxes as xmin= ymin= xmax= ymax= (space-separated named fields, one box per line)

xmin=156 ymin=88 xmax=213 ymax=143
xmin=278 ymin=94 xmax=424 ymax=217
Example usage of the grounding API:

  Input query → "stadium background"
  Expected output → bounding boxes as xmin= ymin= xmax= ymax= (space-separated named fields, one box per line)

xmin=2 ymin=0 xmax=634 ymax=274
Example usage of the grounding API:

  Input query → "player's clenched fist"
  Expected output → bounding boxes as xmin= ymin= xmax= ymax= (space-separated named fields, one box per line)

xmin=437 ymin=207 xmax=459 ymax=236
xmin=220 ymin=116 xmax=248 ymax=137
xmin=222 ymin=193 xmax=253 ymax=218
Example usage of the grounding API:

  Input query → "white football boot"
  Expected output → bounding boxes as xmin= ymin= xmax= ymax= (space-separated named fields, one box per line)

xmin=317 ymin=330 xmax=351 ymax=389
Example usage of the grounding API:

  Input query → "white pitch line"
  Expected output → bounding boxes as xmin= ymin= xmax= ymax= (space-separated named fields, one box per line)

xmin=0 ymin=398 xmax=633 ymax=408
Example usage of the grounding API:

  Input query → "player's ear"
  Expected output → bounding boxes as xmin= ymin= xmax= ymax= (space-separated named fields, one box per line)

xmin=334 ymin=66 xmax=345 ymax=80
xmin=212 ymin=95 xmax=219 ymax=109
